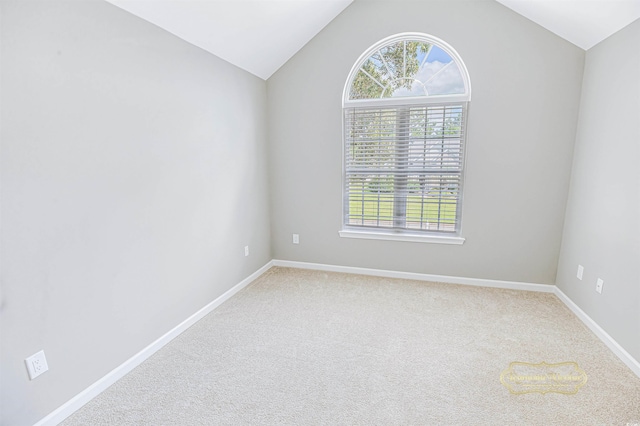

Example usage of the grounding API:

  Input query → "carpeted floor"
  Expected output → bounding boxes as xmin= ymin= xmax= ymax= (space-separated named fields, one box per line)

xmin=63 ymin=267 xmax=640 ymax=425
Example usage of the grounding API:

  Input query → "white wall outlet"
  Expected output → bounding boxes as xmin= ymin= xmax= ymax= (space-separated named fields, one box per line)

xmin=576 ymin=264 xmax=584 ymax=280
xmin=292 ymin=234 xmax=299 ymax=244
xmin=244 ymin=246 xmax=249 ymax=257
xmin=596 ymin=278 xmax=604 ymax=294
xmin=25 ymin=350 xmax=49 ymax=380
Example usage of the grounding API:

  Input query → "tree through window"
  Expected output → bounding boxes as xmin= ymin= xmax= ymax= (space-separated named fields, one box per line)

xmin=342 ymin=33 xmax=470 ymax=238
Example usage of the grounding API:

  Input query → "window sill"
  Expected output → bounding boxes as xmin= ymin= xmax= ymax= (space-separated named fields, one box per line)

xmin=338 ymin=229 xmax=465 ymax=245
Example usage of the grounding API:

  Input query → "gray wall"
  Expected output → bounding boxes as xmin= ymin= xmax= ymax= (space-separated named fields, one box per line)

xmin=0 ymin=1 xmax=271 ymax=425
xmin=3 ymin=0 xmax=634 ymax=424
xmin=556 ymin=20 xmax=640 ymax=363
xmin=267 ymin=0 xmax=584 ymax=284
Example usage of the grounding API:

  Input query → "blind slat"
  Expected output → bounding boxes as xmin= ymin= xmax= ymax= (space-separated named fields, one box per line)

xmin=344 ymin=103 xmax=467 ymax=233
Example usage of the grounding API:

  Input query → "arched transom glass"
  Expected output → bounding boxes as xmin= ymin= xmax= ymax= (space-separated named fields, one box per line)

xmin=346 ymin=34 xmax=470 ymax=102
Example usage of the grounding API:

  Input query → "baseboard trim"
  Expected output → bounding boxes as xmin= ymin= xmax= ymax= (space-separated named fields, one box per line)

xmin=271 ymin=259 xmax=555 ymax=293
xmin=34 ymin=261 xmax=273 ymax=426
xmin=35 ymin=259 xmax=640 ymax=425
xmin=554 ymin=287 xmax=640 ymax=377
xmin=273 ymin=259 xmax=640 ymax=378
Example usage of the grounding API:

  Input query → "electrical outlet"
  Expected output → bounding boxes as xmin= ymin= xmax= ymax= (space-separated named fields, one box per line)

xmin=596 ymin=278 xmax=604 ymax=294
xmin=576 ymin=265 xmax=584 ymax=280
xmin=244 ymin=246 xmax=249 ymax=257
xmin=292 ymin=234 xmax=299 ymax=244
xmin=25 ymin=350 xmax=48 ymax=380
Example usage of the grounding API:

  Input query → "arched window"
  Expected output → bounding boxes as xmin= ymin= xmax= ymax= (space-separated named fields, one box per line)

xmin=340 ymin=33 xmax=471 ymax=243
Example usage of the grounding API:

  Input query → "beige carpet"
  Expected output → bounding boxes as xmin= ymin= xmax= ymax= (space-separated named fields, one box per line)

xmin=63 ymin=267 xmax=640 ymax=425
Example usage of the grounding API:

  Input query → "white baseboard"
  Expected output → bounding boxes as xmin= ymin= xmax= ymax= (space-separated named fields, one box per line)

xmin=34 ymin=261 xmax=273 ymax=426
xmin=273 ymin=259 xmax=640 ymax=378
xmin=35 ymin=259 xmax=640 ymax=425
xmin=554 ymin=287 xmax=640 ymax=377
xmin=271 ymin=259 xmax=555 ymax=293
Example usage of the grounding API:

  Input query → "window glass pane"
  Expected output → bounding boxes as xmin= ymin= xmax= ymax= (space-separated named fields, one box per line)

xmin=425 ymin=45 xmax=453 ymax=64
xmin=378 ymin=42 xmax=403 ymax=79
xmin=349 ymin=42 xmax=466 ymax=100
xmin=350 ymin=69 xmax=383 ymax=99
xmin=344 ymin=104 xmax=465 ymax=234
xmin=347 ymin=175 xmax=394 ymax=227
xmin=424 ymin=63 xmax=465 ymax=95
xmin=413 ymin=45 xmax=452 ymax=85
xmin=385 ymin=79 xmax=426 ymax=97
xmin=367 ymin=53 xmax=389 ymax=81
xmin=405 ymin=176 xmax=459 ymax=232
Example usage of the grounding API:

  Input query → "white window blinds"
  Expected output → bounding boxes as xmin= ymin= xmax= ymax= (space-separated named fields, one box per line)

xmin=343 ymin=103 xmax=467 ymax=233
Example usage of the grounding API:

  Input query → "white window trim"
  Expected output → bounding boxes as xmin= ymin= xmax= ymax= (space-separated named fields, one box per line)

xmin=340 ymin=33 xmax=471 ymax=244
xmin=339 ymin=229 xmax=465 ymax=245
xmin=345 ymin=94 xmax=469 ymax=109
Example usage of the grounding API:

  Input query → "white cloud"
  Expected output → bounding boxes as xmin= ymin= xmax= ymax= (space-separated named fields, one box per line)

xmin=415 ymin=61 xmax=465 ymax=96
xmin=385 ymin=60 xmax=466 ymax=98
xmin=424 ymin=62 xmax=465 ymax=95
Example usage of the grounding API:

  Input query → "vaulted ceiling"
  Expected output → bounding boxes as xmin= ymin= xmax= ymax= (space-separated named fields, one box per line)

xmin=495 ymin=0 xmax=640 ymax=50
xmin=104 ymin=0 xmax=640 ymax=80
xmin=104 ymin=0 xmax=353 ymax=79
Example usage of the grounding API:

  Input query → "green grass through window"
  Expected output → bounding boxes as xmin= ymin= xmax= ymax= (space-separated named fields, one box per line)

xmin=348 ymin=195 xmax=457 ymax=228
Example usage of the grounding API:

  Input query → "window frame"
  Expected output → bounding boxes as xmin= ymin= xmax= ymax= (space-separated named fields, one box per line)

xmin=340 ymin=33 xmax=471 ymax=244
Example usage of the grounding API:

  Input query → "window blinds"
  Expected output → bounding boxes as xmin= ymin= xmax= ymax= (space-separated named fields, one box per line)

xmin=343 ymin=103 xmax=466 ymax=233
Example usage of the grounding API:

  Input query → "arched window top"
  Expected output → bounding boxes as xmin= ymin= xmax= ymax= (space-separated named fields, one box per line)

xmin=344 ymin=33 xmax=470 ymax=105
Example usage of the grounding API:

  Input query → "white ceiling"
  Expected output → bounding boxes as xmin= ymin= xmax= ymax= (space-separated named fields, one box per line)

xmin=104 ymin=0 xmax=353 ymax=80
xmin=105 ymin=0 xmax=640 ymax=80
xmin=496 ymin=0 xmax=640 ymax=50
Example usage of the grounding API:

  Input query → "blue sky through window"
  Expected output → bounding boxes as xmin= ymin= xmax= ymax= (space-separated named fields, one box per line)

xmin=349 ymin=38 xmax=467 ymax=100
xmin=425 ymin=45 xmax=452 ymax=64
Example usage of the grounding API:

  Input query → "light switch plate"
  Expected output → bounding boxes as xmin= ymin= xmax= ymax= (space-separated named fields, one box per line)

xmin=596 ymin=278 xmax=604 ymax=294
xmin=576 ymin=265 xmax=584 ymax=280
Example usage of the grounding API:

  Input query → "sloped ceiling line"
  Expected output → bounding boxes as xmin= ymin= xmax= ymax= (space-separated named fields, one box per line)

xmin=104 ymin=0 xmax=640 ymax=80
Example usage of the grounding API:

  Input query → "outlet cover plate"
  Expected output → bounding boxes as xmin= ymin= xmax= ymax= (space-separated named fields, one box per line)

xmin=25 ymin=350 xmax=49 ymax=380
xmin=596 ymin=278 xmax=604 ymax=294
